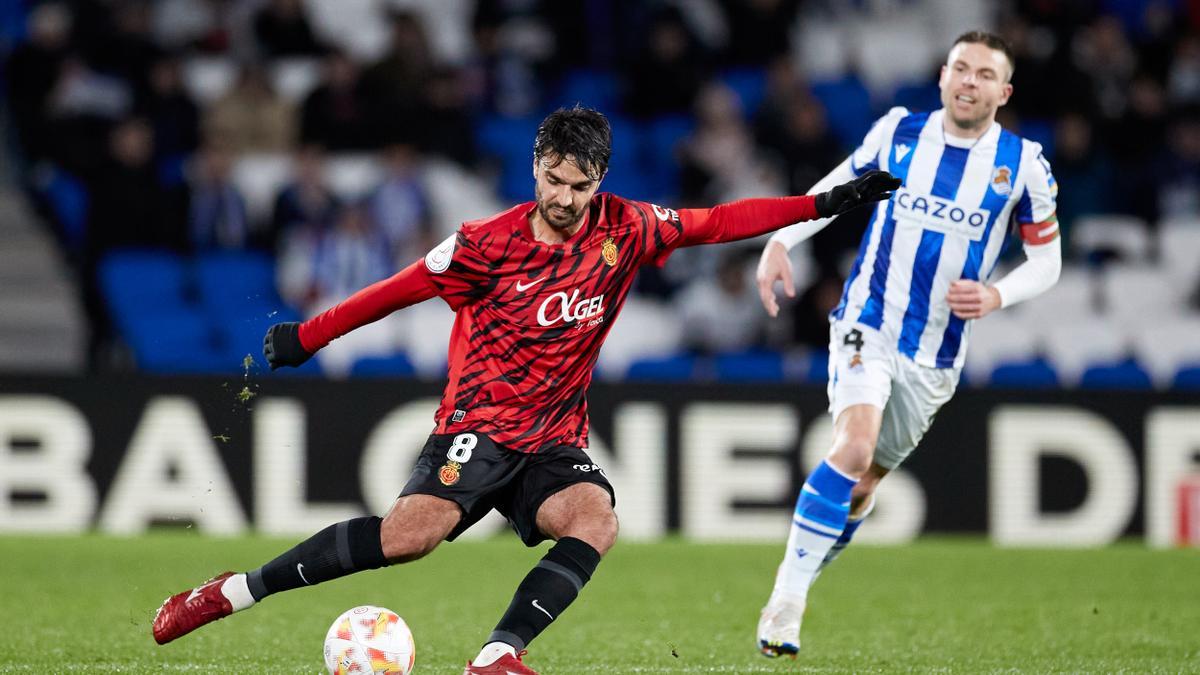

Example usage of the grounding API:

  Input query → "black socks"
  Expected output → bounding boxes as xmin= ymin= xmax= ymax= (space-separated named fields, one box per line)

xmin=487 ymin=537 xmax=602 ymax=651
xmin=246 ymin=516 xmax=388 ymax=601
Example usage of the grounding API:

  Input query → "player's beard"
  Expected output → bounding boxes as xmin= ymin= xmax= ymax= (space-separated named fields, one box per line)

xmin=535 ymin=185 xmax=580 ymax=230
xmin=946 ymin=95 xmax=996 ymax=134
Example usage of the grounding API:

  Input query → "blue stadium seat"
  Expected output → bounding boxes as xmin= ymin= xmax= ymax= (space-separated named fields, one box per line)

xmin=1018 ymin=118 xmax=1055 ymax=160
xmin=195 ymin=251 xmax=278 ymax=313
xmin=714 ymin=350 xmax=784 ymax=382
xmin=626 ymin=353 xmax=697 ymax=381
xmin=99 ymin=249 xmax=191 ymax=325
xmin=123 ymin=309 xmax=229 ymax=373
xmin=215 ymin=306 xmax=304 ymax=366
xmin=553 ymin=69 xmax=622 ymax=113
xmin=1079 ymin=357 xmax=1153 ymax=390
xmin=720 ymin=67 xmax=768 ymax=117
xmin=803 ymin=349 xmax=830 ymax=384
xmin=597 ymin=115 xmax=650 ymax=200
xmin=350 ymin=352 xmax=417 ymax=378
xmin=477 ymin=114 xmax=542 ymax=202
xmin=640 ymin=114 xmax=693 ymax=200
xmin=42 ymin=168 xmax=89 ymax=251
xmin=810 ymin=75 xmax=875 ymax=149
xmin=1172 ymin=364 xmax=1200 ymax=390
xmin=892 ymin=81 xmax=941 ymax=113
xmin=989 ymin=357 xmax=1060 ymax=389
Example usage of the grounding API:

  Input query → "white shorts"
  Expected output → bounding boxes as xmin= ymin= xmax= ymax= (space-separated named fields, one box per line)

xmin=826 ymin=321 xmax=960 ymax=470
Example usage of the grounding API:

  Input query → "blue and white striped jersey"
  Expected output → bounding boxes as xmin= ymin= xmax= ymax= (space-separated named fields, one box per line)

xmin=830 ymin=107 xmax=1058 ymax=369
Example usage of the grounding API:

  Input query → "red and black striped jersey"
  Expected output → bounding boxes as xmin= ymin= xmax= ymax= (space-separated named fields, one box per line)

xmin=425 ymin=194 xmax=688 ymax=451
xmin=300 ymin=191 xmax=821 ymax=453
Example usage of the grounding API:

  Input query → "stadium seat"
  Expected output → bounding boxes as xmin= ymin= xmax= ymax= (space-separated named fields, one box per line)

xmin=350 ymin=352 xmax=417 ymax=378
xmin=714 ymin=350 xmax=784 ymax=382
xmin=1070 ymin=214 xmax=1151 ymax=263
xmin=181 ymin=56 xmax=237 ymax=105
xmin=1099 ymin=263 xmax=1181 ymax=321
xmin=719 ymin=67 xmax=768 ymax=117
xmin=595 ymin=296 xmax=682 ymax=378
xmin=215 ymin=305 xmax=308 ymax=369
xmin=1158 ymin=217 xmax=1200 ymax=292
xmin=892 ymin=81 xmax=940 ymax=113
xmin=396 ymin=300 xmax=455 ymax=378
xmin=195 ymin=251 xmax=279 ymax=313
xmin=123 ymin=309 xmax=226 ymax=373
xmin=988 ymin=356 xmax=1059 ymax=389
xmin=553 ymin=69 xmax=622 ymax=113
xmin=809 ymin=75 xmax=875 ymax=149
xmin=1127 ymin=316 xmax=1200 ymax=388
xmin=477 ymin=114 xmax=543 ymax=202
xmin=626 ymin=353 xmax=697 ymax=381
xmin=1017 ymin=118 xmax=1055 ymax=160
xmin=1017 ymin=264 xmax=1096 ymax=324
xmin=1172 ymin=364 xmax=1200 ymax=390
xmin=640 ymin=114 xmax=693 ymax=200
xmin=788 ymin=349 xmax=829 ymax=384
xmin=232 ymin=153 xmax=293 ymax=225
xmin=1079 ymin=357 xmax=1154 ymax=390
xmin=99 ymin=249 xmax=191 ymax=322
xmin=40 ymin=167 xmax=88 ymax=251
xmin=597 ymin=115 xmax=651 ymax=200
xmin=269 ymin=57 xmax=322 ymax=104
xmin=963 ymin=311 xmax=1040 ymax=384
xmin=324 ymin=154 xmax=384 ymax=202
xmin=1040 ymin=315 xmax=1127 ymax=386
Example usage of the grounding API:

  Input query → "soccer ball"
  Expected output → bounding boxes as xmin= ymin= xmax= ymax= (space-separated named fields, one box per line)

xmin=323 ymin=605 xmax=415 ymax=675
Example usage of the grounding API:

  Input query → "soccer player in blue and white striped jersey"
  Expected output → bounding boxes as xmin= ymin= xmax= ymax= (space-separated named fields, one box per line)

xmin=755 ymin=31 xmax=1062 ymax=658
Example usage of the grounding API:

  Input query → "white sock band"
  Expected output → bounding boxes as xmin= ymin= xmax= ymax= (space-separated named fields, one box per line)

xmin=220 ymin=573 xmax=256 ymax=612
xmin=474 ymin=641 xmax=516 ymax=667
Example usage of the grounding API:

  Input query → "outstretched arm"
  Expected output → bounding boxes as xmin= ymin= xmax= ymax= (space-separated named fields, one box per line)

xmin=765 ymin=157 xmax=858 ymax=251
xmin=263 ymin=260 xmax=439 ymax=369
xmin=676 ymin=169 xmax=900 ymax=247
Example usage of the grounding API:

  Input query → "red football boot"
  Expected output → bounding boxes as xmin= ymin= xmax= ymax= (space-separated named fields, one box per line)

xmin=463 ymin=650 xmax=539 ymax=674
xmin=152 ymin=571 xmax=237 ymax=644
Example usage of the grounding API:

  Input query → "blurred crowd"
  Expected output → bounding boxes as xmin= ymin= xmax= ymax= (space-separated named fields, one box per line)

xmin=2 ymin=0 xmax=1199 ymax=373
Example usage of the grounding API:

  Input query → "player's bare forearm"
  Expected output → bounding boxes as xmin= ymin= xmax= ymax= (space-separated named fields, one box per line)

xmin=756 ymin=241 xmax=794 ymax=318
xmin=299 ymin=261 xmax=439 ymax=352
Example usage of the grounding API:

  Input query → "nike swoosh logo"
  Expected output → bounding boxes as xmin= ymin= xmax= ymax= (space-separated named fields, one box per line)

xmin=515 ymin=277 xmax=546 ymax=292
xmin=297 ymin=563 xmax=311 ymax=585
xmin=186 ymin=577 xmax=223 ymax=603
xmin=531 ymin=599 xmax=554 ymax=620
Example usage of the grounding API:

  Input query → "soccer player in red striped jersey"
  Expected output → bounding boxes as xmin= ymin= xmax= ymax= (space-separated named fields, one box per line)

xmin=151 ymin=106 xmax=899 ymax=674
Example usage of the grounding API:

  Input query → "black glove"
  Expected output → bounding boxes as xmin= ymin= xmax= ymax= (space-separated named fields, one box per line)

xmin=815 ymin=169 xmax=902 ymax=218
xmin=263 ymin=322 xmax=313 ymax=370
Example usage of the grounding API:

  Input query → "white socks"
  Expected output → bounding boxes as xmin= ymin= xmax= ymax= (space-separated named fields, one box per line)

xmin=473 ymin=641 xmax=517 ymax=666
xmin=220 ymin=573 xmax=256 ymax=612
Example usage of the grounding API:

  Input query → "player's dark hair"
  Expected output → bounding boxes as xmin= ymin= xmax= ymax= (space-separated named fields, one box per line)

xmin=533 ymin=105 xmax=612 ymax=181
xmin=952 ymin=30 xmax=1016 ymax=80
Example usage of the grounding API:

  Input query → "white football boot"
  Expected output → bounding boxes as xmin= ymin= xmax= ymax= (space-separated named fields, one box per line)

xmin=757 ymin=594 xmax=804 ymax=658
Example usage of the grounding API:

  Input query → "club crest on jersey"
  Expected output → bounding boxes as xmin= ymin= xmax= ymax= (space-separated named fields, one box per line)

xmin=990 ymin=166 xmax=1013 ymax=196
xmin=438 ymin=461 xmax=461 ymax=486
xmin=602 ymin=237 xmax=618 ymax=266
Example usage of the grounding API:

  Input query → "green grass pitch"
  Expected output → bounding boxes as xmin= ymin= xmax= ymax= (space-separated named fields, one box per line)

xmin=1 ymin=534 xmax=1197 ymax=673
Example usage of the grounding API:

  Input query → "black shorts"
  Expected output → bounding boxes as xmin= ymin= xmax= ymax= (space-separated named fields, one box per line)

xmin=399 ymin=431 xmax=615 ymax=546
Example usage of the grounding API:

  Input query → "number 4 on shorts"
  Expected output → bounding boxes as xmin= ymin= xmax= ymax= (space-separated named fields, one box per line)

xmin=843 ymin=328 xmax=864 ymax=352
